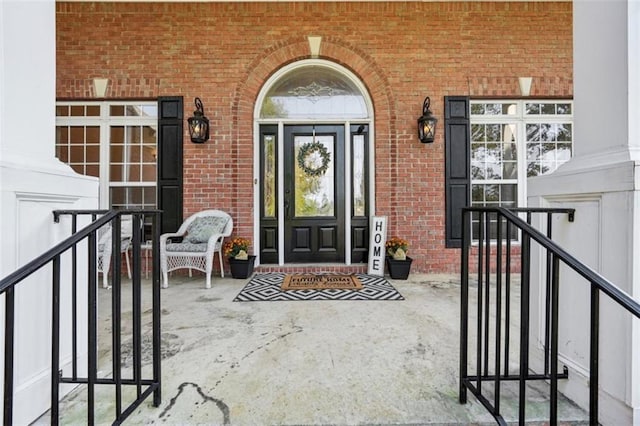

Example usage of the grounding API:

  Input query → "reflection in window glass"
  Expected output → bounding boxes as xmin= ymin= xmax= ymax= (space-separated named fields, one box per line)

xmin=294 ymin=135 xmax=334 ymax=217
xmin=110 ymin=186 xmax=156 ymax=210
xmin=263 ymin=135 xmax=276 ymax=218
xmin=526 ymin=102 xmax=572 ymax=116
xmin=56 ymin=105 xmax=69 ymax=117
xmin=556 ymin=103 xmax=572 ymax=115
xmin=470 ymin=123 xmax=517 ymax=181
xmin=471 ymin=102 xmax=517 ymax=116
xmin=56 ymin=101 xmax=158 ymax=209
xmin=526 ymin=122 xmax=572 ymax=177
xmin=55 ymin=125 xmax=100 ymax=177
xmin=470 ymin=100 xmax=573 ymax=240
xmin=353 ymin=135 xmax=366 ymax=217
xmin=110 ymin=104 xmax=158 ymax=117
xmin=87 ymin=105 xmax=100 ymax=116
xmin=470 ymin=183 xmax=518 ymax=241
xmin=109 ymin=125 xmax=157 ymax=183
xmin=110 ymin=105 xmax=125 ymax=116
xmin=70 ymin=105 xmax=85 ymax=117
xmin=261 ymin=66 xmax=367 ymax=119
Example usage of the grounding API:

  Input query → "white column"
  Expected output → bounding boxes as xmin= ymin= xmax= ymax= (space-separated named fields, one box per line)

xmin=528 ymin=1 xmax=639 ymax=424
xmin=0 ymin=1 xmax=98 ymax=424
xmin=571 ymin=1 xmax=637 ymax=161
xmin=2 ymin=1 xmax=59 ymax=165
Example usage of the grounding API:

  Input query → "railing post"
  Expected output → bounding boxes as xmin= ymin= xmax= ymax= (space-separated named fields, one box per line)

xmin=519 ymin=229 xmax=531 ymax=423
xmin=483 ymin=212 xmax=491 ymax=377
xmin=132 ymin=214 xmax=143 ymax=398
xmin=71 ymin=213 xmax=78 ymax=381
xmin=550 ymin=254 xmax=560 ymax=423
xmin=3 ymin=287 xmax=15 ymax=425
xmin=544 ymin=212 xmax=553 ymax=376
xmin=494 ymin=212 xmax=503 ymax=416
xmin=504 ymin=220 xmax=512 ymax=377
xmin=51 ymin=256 xmax=61 ymax=425
xmin=589 ymin=282 xmax=600 ymax=426
xmin=88 ymin=230 xmax=97 ymax=426
xmin=112 ymin=214 xmax=123 ymax=418
xmin=476 ymin=211 xmax=484 ymax=393
xmin=459 ymin=208 xmax=470 ymax=404
xmin=152 ymin=212 xmax=162 ymax=406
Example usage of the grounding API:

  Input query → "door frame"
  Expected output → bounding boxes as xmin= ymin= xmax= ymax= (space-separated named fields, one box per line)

xmin=253 ymin=59 xmax=375 ymax=266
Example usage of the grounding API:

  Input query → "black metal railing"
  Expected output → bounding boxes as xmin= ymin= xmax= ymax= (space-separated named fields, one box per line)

xmin=459 ymin=207 xmax=640 ymax=425
xmin=0 ymin=209 xmax=161 ymax=425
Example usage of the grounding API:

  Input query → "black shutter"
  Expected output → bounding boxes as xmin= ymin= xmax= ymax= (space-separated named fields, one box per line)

xmin=157 ymin=96 xmax=183 ymax=235
xmin=444 ymin=96 xmax=470 ymax=248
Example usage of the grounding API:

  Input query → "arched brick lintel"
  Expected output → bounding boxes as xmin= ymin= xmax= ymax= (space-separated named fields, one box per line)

xmin=230 ymin=36 xmax=399 ymax=235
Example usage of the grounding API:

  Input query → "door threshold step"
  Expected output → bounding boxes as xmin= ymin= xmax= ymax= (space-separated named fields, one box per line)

xmin=254 ymin=264 xmax=368 ymax=274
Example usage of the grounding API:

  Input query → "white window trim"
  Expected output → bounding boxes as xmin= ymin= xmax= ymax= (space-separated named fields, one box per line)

xmin=470 ymin=99 xmax=573 ymax=210
xmin=253 ymin=59 xmax=375 ymax=266
xmin=56 ymin=101 xmax=158 ymax=209
xmin=470 ymin=99 xmax=573 ymax=243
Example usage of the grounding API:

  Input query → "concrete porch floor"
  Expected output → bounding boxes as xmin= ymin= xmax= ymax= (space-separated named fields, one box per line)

xmin=49 ymin=273 xmax=589 ymax=425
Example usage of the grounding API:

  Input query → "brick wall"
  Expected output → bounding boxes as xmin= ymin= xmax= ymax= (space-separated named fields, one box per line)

xmin=56 ymin=1 xmax=573 ymax=273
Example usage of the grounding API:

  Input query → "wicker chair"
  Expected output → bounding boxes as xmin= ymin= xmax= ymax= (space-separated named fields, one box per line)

xmin=159 ymin=210 xmax=233 ymax=289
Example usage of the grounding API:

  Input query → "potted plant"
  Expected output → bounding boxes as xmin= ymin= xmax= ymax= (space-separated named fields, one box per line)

xmin=385 ymin=237 xmax=413 ymax=280
xmin=224 ymin=237 xmax=256 ymax=279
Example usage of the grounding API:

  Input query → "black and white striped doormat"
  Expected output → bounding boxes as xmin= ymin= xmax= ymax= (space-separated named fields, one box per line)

xmin=233 ymin=273 xmax=404 ymax=302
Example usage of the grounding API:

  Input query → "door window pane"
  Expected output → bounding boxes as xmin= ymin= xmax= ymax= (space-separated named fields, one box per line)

xmin=294 ymin=135 xmax=334 ymax=217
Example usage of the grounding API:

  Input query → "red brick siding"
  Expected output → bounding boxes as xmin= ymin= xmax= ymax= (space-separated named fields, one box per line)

xmin=56 ymin=2 xmax=573 ymax=274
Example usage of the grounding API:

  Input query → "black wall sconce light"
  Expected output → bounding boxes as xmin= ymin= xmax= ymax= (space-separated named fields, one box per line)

xmin=417 ymin=96 xmax=438 ymax=143
xmin=187 ymin=97 xmax=210 ymax=144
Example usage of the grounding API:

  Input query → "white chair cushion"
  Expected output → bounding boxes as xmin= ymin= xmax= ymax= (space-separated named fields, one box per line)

xmin=165 ymin=242 xmax=208 ymax=252
xmin=184 ymin=216 xmax=229 ymax=243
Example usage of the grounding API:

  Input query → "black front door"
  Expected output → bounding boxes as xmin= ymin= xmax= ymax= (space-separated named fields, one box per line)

xmin=284 ymin=125 xmax=345 ymax=262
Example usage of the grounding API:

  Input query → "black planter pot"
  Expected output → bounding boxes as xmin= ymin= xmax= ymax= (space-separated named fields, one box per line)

xmin=386 ymin=256 xmax=413 ymax=280
xmin=228 ymin=255 xmax=256 ymax=279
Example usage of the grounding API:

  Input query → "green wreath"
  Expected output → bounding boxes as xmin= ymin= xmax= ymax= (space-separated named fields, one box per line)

xmin=297 ymin=141 xmax=330 ymax=177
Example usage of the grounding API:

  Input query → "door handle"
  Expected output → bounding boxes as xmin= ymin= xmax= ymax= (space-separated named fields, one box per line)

xmin=284 ymin=188 xmax=290 ymax=217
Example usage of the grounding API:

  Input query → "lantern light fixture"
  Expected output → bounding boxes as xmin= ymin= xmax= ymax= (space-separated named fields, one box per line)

xmin=187 ymin=97 xmax=210 ymax=144
xmin=417 ymin=96 xmax=438 ymax=144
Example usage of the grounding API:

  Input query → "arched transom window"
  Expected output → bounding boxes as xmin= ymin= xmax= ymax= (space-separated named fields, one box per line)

xmin=259 ymin=65 xmax=368 ymax=119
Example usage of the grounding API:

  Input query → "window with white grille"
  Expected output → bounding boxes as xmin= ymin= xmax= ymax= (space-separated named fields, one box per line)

xmin=470 ymin=100 xmax=573 ymax=239
xmin=56 ymin=102 xmax=158 ymax=211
